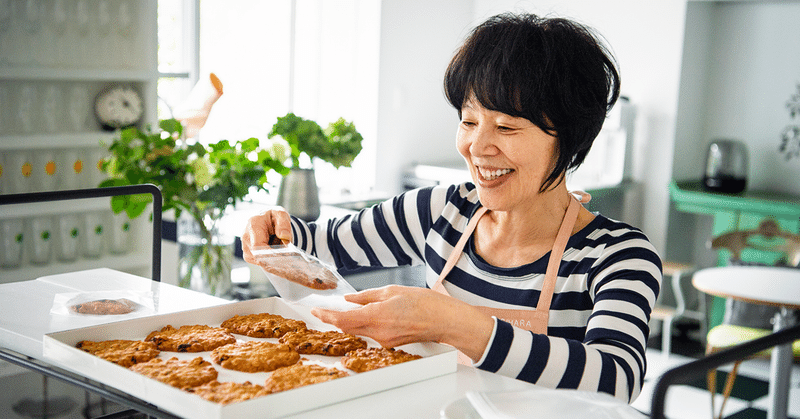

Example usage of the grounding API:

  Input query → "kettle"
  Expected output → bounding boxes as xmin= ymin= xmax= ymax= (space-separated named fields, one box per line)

xmin=702 ymin=139 xmax=748 ymax=193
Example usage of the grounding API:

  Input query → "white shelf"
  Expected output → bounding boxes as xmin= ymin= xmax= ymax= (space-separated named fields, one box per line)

xmin=0 ymin=67 xmax=157 ymax=82
xmin=0 ymin=132 xmax=117 ymax=150
xmin=0 ymin=197 xmax=114 ymax=219
xmin=0 ymin=250 xmax=152 ymax=284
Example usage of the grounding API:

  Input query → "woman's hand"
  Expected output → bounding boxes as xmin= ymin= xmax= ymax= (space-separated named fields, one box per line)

xmin=240 ymin=206 xmax=293 ymax=264
xmin=311 ymin=285 xmax=495 ymax=362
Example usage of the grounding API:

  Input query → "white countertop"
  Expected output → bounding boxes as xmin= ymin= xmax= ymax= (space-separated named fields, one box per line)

xmin=0 ymin=268 xmax=645 ymax=419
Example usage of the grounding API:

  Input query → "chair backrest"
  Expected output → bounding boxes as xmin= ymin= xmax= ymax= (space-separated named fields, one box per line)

xmin=711 ymin=218 xmax=800 ymax=267
xmin=709 ymin=219 xmax=800 ymax=329
xmin=0 ymin=185 xmax=162 ymax=281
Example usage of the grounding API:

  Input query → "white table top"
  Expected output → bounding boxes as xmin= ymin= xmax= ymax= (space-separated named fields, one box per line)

xmin=0 ymin=268 xmax=644 ymax=419
xmin=692 ymin=265 xmax=800 ymax=309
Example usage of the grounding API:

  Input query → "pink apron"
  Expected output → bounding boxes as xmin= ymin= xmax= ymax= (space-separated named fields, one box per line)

xmin=432 ymin=192 xmax=589 ymax=362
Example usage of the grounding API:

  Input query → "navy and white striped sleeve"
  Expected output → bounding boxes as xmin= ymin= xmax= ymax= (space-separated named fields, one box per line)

xmin=473 ymin=231 xmax=662 ymax=403
xmin=289 ymin=185 xmax=455 ymax=270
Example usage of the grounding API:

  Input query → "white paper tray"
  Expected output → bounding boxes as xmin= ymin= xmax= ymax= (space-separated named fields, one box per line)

xmin=43 ymin=297 xmax=457 ymax=419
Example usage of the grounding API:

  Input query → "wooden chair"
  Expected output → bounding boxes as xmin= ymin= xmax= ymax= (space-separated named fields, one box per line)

xmin=650 ymin=261 xmax=705 ymax=359
xmin=704 ymin=218 xmax=800 ymax=419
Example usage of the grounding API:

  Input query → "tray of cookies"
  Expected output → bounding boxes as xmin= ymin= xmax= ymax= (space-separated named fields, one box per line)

xmin=42 ymin=297 xmax=457 ymax=419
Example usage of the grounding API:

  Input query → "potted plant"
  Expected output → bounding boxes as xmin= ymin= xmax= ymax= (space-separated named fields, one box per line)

xmin=99 ymin=118 xmax=290 ymax=296
xmin=268 ymin=113 xmax=364 ymax=220
xmin=779 ymin=83 xmax=800 ymax=160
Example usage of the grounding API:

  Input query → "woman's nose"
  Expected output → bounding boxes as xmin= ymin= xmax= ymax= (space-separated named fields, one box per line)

xmin=468 ymin=127 xmax=498 ymax=156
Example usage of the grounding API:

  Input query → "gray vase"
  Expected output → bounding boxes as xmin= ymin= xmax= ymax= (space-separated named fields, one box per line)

xmin=277 ymin=168 xmax=321 ymax=221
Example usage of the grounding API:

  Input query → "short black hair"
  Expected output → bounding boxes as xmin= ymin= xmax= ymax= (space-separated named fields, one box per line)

xmin=444 ymin=13 xmax=621 ymax=191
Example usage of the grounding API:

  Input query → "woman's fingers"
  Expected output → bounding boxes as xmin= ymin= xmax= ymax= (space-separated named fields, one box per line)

xmin=241 ymin=207 xmax=292 ymax=263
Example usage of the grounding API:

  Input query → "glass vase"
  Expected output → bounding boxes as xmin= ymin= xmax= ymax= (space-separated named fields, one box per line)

xmin=177 ymin=214 xmax=233 ymax=298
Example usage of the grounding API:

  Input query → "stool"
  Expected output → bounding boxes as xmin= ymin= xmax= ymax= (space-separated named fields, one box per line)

xmin=651 ymin=261 xmax=705 ymax=358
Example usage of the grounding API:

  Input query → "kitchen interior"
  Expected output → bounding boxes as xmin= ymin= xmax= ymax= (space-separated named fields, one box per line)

xmin=1 ymin=0 xmax=800 ymax=418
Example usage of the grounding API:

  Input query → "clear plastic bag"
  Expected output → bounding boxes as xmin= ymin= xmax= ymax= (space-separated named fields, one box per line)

xmin=251 ymin=244 xmax=359 ymax=310
xmin=50 ymin=290 xmax=155 ymax=317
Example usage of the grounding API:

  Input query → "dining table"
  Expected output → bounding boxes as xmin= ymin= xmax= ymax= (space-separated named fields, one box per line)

xmin=693 ymin=265 xmax=800 ymax=419
xmin=0 ymin=267 xmax=647 ymax=419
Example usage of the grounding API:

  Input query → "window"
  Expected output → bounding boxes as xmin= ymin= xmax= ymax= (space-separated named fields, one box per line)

xmin=157 ymin=0 xmax=380 ymax=196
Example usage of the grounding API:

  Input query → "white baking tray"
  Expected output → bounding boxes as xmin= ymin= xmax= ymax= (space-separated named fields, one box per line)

xmin=43 ymin=297 xmax=457 ymax=419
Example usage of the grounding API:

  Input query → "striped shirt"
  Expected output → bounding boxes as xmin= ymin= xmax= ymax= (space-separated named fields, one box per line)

xmin=290 ymin=183 xmax=662 ymax=403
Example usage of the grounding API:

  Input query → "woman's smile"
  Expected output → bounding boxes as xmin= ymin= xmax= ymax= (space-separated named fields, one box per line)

xmin=476 ymin=166 xmax=514 ymax=181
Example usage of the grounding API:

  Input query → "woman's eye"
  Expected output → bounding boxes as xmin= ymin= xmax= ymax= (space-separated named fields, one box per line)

xmin=498 ymin=125 xmax=514 ymax=132
xmin=461 ymin=120 xmax=476 ymax=127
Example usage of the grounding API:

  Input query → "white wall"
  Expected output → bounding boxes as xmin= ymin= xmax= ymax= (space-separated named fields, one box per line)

xmin=374 ymin=0 xmax=474 ymax=195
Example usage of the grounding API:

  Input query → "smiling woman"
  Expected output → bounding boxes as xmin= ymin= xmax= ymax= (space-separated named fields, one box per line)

xmin=241 ymin=11 xmax=661 ymax=404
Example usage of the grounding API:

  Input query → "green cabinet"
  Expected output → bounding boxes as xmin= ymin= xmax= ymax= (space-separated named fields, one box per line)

xmin=669 ymin=180 xmax=800 ymax=327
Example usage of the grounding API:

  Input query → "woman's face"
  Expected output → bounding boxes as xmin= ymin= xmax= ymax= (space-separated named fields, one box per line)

xmin=456 ymin=99 xmax=559 ymax=211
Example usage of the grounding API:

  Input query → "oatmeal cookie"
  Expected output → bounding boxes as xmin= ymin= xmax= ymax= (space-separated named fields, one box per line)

xmin=341 ymin=347 xmax=422 ymax=373
xmin=75 ymin=339 xmax=159 ymax=367
xmin=188 ymin=380 xmax=272 ymax=404
xmin=256 ymin=252 xmax=338 ymax=290
xmin=145 ymin=324 xmax=236 ymax=352
xmin=211 ymin=341 xmax=300 ymax=373
xmin=70 ymin=298 xmax=136 ymax=315
xmin=263 ymin=363 xmax=349 ymax=393
xmin=220 ymin=313 xmax=307 ymax=338
xmin=129 ymin=357 xmax=218 ymax=390
xmin=279 ymin=329 xmax=367 ymax=356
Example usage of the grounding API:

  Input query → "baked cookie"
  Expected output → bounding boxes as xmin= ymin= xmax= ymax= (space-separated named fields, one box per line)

xmin=145 ymin=325 xmax=236 ymax=352
xmin=129 ymin=357 xmax=218 ymax=390
xmin=75 ymin=339 xmax=159 ymax=367
xmin=263 ymin=363 xmax=349 ymax=393
xmin=220 ymin=313 xmax=307 ymax=338
xmin=188 ymin=380 xmax=272 ymax=404
xmin=255 ymin=252 xmax=338 ymax=290
xmin=211 ymin=341 xmax=300 ymax=373
xmin=341 ymin=347 xmax=422 ymax=373
xmin=279 ymin=329 xmax=367 ymax=356
xmin=70 ymin=298 xmax=136 ymax=315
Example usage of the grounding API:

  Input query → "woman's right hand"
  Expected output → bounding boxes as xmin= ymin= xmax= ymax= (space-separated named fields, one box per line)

xmin=240 ymin=206 xmax=293 ymax=265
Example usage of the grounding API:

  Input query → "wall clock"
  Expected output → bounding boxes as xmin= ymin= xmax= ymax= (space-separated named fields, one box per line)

xmin=94 ymin=85 xmax=144 ymax=131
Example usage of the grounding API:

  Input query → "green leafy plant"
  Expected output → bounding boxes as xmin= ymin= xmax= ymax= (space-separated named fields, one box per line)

xmin=99 ymin=118 xmax=290 ymax=293
xmin=779 ymin=83 xmax=800 ymax=160
xmin=268 ymin=113 xmax=363 ymax=168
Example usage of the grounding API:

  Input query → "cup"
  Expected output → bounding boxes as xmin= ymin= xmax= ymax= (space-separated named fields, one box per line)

xmin=56 ymin=213 xmax=81 ymax=262
xmin=68 ymin=84 xmax=90 ymax=132
xmin=17 ymin=83 xmax=37 ymax=134
xmin=60 ymin=149 xmax=84 ymax=191
xmin=0 ymin=218 xmax=24 ymax=269
xmin=33 ymin=149 xmax=58 ymax=192
xmin=7 ymin=150 xmax=34 ymax=194
xmin=42 ymin=84 xmax=62 ymax=133
xmin=0 ymin=152 xmax=5 ymax=194
xmin=108 ymin=211 xmax=132 ymax=254
xmin=85 ymin=147 xmax=108 ymax=188
xmin=28 ymin=215 xmax=53 ymax=265
xmin=82 ymin=211 xmax=106 ymax=258
xmin=0 ymin=83 xmax=9 ymax=135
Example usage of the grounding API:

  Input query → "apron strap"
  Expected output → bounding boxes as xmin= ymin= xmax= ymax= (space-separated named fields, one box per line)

xmin=433 ymin=192 xmax=587 ymax=317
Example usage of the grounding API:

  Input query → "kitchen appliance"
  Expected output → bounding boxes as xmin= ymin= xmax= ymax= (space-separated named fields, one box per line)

xmin=703 ymin=139 xmax=748 ymax=193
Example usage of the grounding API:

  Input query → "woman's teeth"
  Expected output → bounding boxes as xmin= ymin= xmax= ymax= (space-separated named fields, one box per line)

xmin=478 ymin=168 xmax=512 ymax=181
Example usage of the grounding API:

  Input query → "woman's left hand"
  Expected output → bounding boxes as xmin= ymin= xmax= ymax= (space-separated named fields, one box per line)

xmin=311 ymin=285 xmax=494 ymax=361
